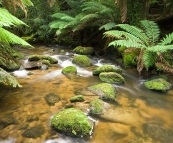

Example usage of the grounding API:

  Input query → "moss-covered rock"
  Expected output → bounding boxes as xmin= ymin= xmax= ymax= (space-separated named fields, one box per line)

xmin=144 ymin=78 xmax=172 ymax=92
xmin=62 ymin=66 xmax=77 ymax=75
xmin=90 ymin=99 xmax=104 ymax=114
xmin=41 ymin=59 xmax=52 ymax=67
xmin=93 ymin=65 xmax=122 ymax=75
xmin=73 ymin=46 xmax=95 ymax=55
xmin=123 ymin=48 xmax=140 ymax=68
xmin=72 ymin=55 xmax=92 ymax=67
xmin=99 ymin=72 xmax=125 ymax=84
xmin=28 ymin=55 xmax=58 ymax=64
xmin=87 ymin=83 xmax=116 ymax=100
xmin=51 ymin=108 xmax=92 ymax=137
xmin=70 ymin=95 xmax=84 ymax=102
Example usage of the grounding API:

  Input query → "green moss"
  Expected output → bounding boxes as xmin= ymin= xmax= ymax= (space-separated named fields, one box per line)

xmin=93 ymin=65 xmax=122 ymax=75
xmin=90 ymin=99 xmax=103 ymax=114
xmin=62 ymin=66 xmax=77 ymax=75
xmin=73 ymin=46 xmax=94 ymax=55
xmin=123 ymin=48 xmax=140 ymax=68
xmin=99 ymin=72 xmax=125 ymax=83
xmin=144 ymin=78 xmax=172 ymax=92
xmin=88 ymin=83 xmax=116 ymax=100
xmin=41 ymin=59 xmax=52 ymax=67
xmin=28 ymin=55 xmax=58 ymax=64
xmin=70 ymin=95 xmax=84 ymax=102
xmin=51 ymin=108 xmax=92 ymax=137
xmin=72 ymin=55 xmax=92 ymax=67
xmin=117 ymin=46 xmax=127 ymax=56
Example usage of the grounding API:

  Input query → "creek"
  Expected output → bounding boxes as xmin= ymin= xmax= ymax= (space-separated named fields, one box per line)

xmin=0 ymin=45 xmax=173 ymax=143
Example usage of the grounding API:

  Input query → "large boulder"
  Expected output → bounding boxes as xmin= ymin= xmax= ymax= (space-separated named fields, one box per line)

xmin=87 ymin=83 xmax=116 ymax=100
xmin=72 ymin=55 xmax=92 ymax=67
xmin=144 ymin=78 xmax=172 ymax=92
xmin=92 ymin=65 xmax=122 ymax=75
xmin=73 ymin=46 xmax=95 ymax=55
xmin=51 ymin=108 xmax=92 ymax=137
xmin=99 ymin=72 xmax=125 ymax=84
xmin=62 ymin=66 xmax=77 ymax=75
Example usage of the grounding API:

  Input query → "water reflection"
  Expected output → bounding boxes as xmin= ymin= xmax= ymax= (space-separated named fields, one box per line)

xmin=0 ymin=45 xmax=173 ymax=143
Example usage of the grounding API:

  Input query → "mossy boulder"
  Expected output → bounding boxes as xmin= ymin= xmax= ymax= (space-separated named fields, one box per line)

xmin=87 ymin=83 xmax=116 ymax=100
xmin=51 ymin=108 xmax=92 ymax=137
xmin=73 ymin=46 xmax=95 ymax=55
xmin=93 ymin=65 xmax=122 ymax=75
xmin=144 ymin=78 xmax=172 ymax=92
xmin=70 ymin=95 xmax=84 ymax=102
xmin=72 ymin=55 xmax=92 ymax=67
xmin=123 ymin=48 xmax=140 ymax=68
xmin=89 ymin=99 xmax=104 ymax=114
xmin=28 ymin=55 xmax=58 ymax=64
xmin=99 ymin=72 xmax=125 ymax=84
xmin=62 ymin=66 xmax=77 ymax=75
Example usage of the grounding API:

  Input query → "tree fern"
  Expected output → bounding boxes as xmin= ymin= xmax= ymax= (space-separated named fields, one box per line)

xmin=159 ymin=32 xmax=173 ymax=45
xmin=99 ymin=22 xmax=116 ymax=31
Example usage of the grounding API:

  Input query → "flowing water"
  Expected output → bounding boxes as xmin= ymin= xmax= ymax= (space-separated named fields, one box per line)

xmin=0 ymin=45 xmax=173 ymax=143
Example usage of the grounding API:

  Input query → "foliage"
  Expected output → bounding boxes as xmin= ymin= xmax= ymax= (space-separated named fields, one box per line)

xmin=0 ymin=8 xmax=32 ymax=87
xmin=104 ymin=20 xmax=173 ymax=74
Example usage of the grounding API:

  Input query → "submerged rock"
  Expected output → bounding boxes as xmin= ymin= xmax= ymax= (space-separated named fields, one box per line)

xmin=87 ymin=83 xmax=116 ymax=100
xmin=99 ymin=72 xmax=125 ymax=84
xmin=44 ymin=93 xmax=60 ymax=106
xmin=70 ymin=95 xmax=84 ymax=102
xmin=62 ymin=66 xmax=77 ymax=75
xmin=0 ymin=115 xmax=18 ymax=129
xmin=73 ymin=46 xmax=95 ymax=55
xmin=144 ymin=78 xmax=171 ymax=92
xmin=93 ymin=65 xmax=122 ymax=75
xmin=22 ymin=125 xmax=45 ymax=138
xmin=51 ymin=108 xmax=92 ymax=137
xmin=72 ymin=55 xmax=92 ymax=67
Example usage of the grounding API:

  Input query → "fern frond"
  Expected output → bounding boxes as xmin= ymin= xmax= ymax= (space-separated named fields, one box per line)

xmin=143 ymin=50 xmax=157 ymax=70
xmin=0 ymin=67 xmax=22 ymax=87
xmin=21 ymin=0 xmax=34 ymax=6
xmin=147 ymin=45 xmax=173 ymax=53
xmin=109 ymin=39 xmax=145 ymax=48
xmin=0 ymin=8 xmax=27 ymax=27
xmin=80 ymin=14 xmax=99 ymax=22
xmin=0 ymin=27 xmax=32 ymax=47
xmin=99 ymin=22 xmax=116 ymax=30
xmin=104 ymin=30 xmax=143 ymax=44
xmin=140 ymin=20 xmax=160 ymax=44
xmin=159 ymin=32 xmax=173 ymax=45
xmin=117 ymin=24 xmax=148 ymax=42
xmin=52 ymin=13 xmax=69 ymax=19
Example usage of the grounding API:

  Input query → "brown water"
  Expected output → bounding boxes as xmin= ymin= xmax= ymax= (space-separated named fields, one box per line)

xmin=0 ymin=45 xmax=173 ymax=143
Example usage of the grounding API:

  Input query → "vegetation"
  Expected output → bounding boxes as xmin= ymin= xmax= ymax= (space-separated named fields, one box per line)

xmin=104 ymin=20 xmax=173 ymax=74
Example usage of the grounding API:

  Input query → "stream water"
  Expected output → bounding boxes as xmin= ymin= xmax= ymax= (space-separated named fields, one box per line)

xmin=0 ymin=45 xmax=173 ymax=143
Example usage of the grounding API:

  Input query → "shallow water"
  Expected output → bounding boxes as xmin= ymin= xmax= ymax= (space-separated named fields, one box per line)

xmin=0 ymin=45 xmax=173 ymax=143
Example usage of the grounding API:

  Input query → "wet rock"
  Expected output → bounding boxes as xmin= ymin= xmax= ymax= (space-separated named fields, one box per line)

xmin=44 ymin=93 xmax=60 ymax=106
xmin=0 ymin=115 xmax=18 ymax=129
xmin=87 ymin=83 xmax=116 ymax=100
xmin=51 ymin=108 xmax=92 ymax=137
xmin=99 ymin=72 xmax=125 ymax=84
xmin=40 ymin=64 xmax=48 ymax=70
xmin=73 ymin=46 xmax=95 ymax=55
xmin=92 ymin=65 xmax=122 ymax=75
xmin=62 ymin=66 xmax=77 ymax=75
xmin=70 ymin=95 xmax=84 ymax=103
xmin=144 ymin=78 xmax=172 ymax=92
xmin=22 ymin=125 xmax=45 ymax=138
xmin=72 ymin=55 xmax=92 ymax=67
xmin=74 ymin=88 xmax=97 ymax=96
xmin=24 ymin=61 xmax=42 ymax=70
